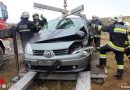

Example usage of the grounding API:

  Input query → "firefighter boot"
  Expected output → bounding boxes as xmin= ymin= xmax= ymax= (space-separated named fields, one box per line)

xmin=96 ymin=59 xmax=106 ymax=69
xmin=114 ymin=69 xmax=124 ymax=80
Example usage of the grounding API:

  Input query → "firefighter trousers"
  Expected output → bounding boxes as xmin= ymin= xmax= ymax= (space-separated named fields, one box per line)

xmin=94 ymin=37 xmax=100 ymax=49
xmin=99 ymin=44 xmax=124 ymax=76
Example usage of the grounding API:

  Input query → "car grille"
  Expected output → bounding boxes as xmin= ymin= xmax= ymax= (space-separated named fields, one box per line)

xmin=33 ymin=50 xmax=44 ymax=56
xmin=53 ymin=49 xmax=68 ymax=56
xmin=33 ymin=49 xmax=68 ymax=56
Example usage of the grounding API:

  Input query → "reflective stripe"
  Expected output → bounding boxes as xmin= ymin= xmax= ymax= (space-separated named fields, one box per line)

xmin=94 ymin=35 xmax=101 ymax=38
xmin=100 ymin=54 xmax=106 ymax=58
xmin=125 ymin=41 xmax=129 ymax=44
xmin=19 ymin=29 xmax=31 ymax=32
xmin=98 ymin=35 xmax=101 ymax=38
xmin=97 ymin=47 xmax=100 ymax=49
xmin=108 ymin=42 xmax=124 ymax=52
xmin=128 ymin=55 xmax=130 ymax=57
xmin=117 ymin=65 xmax=124 ymax=69
xmin=114 ymin=28 xmax=126 ymax=34
xmin=98 ymin=25 xmax=102 ymax=31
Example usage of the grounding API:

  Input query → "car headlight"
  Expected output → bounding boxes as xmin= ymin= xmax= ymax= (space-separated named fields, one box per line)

xmin=25 ymin=43 xmax=33 ymax=55
xmin=70 ymin=47 xmax=81 ymax=54
xmin=72 ymin=49 xmax=81 ymax=54
xmin=72 ymin=50 xmax=88 ymax=56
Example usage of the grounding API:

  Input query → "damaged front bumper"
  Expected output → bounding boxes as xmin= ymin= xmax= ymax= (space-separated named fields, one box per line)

xmin=24 ymin=52 xmax=91 ymax=72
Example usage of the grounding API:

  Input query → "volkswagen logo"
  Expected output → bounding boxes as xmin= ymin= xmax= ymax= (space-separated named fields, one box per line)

xmin=44 ymin=51 xmax=52 ymax=58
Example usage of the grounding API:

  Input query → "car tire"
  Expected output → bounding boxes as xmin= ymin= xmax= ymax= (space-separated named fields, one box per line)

xmin=0 ymin=47 xmax=4 ymax=67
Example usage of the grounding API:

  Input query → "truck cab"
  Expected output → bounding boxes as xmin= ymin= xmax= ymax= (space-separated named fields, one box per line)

xmin=0 ymin=1 xmax=9 ymax=67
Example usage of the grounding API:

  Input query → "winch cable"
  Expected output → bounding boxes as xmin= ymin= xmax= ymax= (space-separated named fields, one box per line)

xmin=64 ymin=0 xmax=67 ymax=10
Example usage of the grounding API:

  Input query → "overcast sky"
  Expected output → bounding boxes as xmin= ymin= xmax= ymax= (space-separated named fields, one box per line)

xmin=1 ymin=0 xmax=130 ymax=23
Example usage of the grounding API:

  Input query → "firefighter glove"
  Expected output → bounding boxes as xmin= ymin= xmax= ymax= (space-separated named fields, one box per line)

xmin=98 ymin=25 xmax=102 ymax=31
xmin=40 ymin=14 xmax=45 ymax=19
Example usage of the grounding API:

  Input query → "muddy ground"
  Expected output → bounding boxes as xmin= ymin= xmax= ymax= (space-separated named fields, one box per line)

xmin=0 ymin=34 xmax=130 ymax=90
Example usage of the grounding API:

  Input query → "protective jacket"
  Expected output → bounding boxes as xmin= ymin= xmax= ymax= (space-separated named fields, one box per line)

xmin=102 ymin=22 xmax=129 ymax=52
xmin=16 ymin=18 xmax=34 ymax=49
xmin=33 ymin=18 xmax=47 ymax=33
xmin=90 ymin=19 xmax=103 ymax=38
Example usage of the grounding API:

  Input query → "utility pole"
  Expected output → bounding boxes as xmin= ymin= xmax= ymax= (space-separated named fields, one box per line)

xmin=64 ymin=0 xmax=67 ymax=10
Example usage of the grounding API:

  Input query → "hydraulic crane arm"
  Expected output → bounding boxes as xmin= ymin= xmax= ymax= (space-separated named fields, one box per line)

xmin=33 ymin=3 xmax=84 ymax=18
xmin=33 ymin=3 xmax=68 ymax=14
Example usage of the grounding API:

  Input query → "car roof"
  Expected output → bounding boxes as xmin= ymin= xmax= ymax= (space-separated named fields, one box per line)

xmin=49 ymin=16 xmax=86 ymax=22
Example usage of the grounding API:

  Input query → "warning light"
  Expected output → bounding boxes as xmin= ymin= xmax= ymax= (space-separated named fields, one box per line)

xmin=0 ymin=78 xmax=5 ymax=85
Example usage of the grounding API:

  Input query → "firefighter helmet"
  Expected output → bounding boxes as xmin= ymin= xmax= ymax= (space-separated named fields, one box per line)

xmin=21 ymin=11 xmax=29 ymax=18
xmin=32 ymin=13 xmax=39 ymax=18
xmin=92 ymin=15 xmax=98 ymax=20
xmin=110 ymin=15 xmax=123 ymax=22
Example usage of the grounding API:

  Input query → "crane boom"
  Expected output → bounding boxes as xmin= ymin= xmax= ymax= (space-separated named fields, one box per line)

xmin=33 ymin=3 xmax=68 ymax=14
xmin=33 ymin=3 xmax=84 ymax=18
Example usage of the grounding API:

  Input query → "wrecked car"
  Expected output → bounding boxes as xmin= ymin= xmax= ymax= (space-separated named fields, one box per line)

xmin=24 ymin=17 xmax=93 ymax=72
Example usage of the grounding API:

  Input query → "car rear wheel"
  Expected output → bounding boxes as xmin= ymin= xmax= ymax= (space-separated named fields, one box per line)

xmin=0 ymin=47 xmax=4 ymax=67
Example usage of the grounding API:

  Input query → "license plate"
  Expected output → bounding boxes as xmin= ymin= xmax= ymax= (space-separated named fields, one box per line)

xmin=38 ymin=60 xmax=56 ymax=66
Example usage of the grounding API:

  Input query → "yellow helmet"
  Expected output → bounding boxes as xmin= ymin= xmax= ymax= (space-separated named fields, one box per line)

xmin=92 ymin=15 xmax=98 ymax=20
xmin=21 ymin=11 xmax=29 ymax=18
xmin=110 ymin=15 xmax=123 ymax=22
xmin=117 ymin=15 xmax=123 ymax=22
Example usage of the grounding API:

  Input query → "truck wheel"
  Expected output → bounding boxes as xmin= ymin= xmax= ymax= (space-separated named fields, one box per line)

xmin=0 ymin=47 xmax=4 ymax=67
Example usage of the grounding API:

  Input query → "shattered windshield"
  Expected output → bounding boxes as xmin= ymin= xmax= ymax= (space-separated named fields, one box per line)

xmin=56 ymin=18 xmax=74 ymax=29
xmin=41 ymin=18 xmax=85 ymax=31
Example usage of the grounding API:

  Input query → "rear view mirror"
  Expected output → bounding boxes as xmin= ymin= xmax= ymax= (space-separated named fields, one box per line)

xmin=3 ymin=5 xmax=7 ymax=9
xmin=0 ymin=4 xmax=8 ymax=20
xmin=3 ymin=10 xmax=8 ymax=20
xmin=1 ymin=5 xmax=8 ymax=20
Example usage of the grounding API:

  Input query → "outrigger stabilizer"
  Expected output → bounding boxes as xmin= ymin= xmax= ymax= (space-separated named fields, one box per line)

xmin=0 ymin=26 xmax=20 ymax=81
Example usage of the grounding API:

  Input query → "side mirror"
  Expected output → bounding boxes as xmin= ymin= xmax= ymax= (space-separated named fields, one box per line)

xmin=3 ymin=5 xmax=7 ymax=9
xmin=2 ymin=5 xmax=7 ymax=10
xmin=1 ymin=5 xmax=8 ymax=20
xmin=3 ymin=10 xmax=8 ymax=20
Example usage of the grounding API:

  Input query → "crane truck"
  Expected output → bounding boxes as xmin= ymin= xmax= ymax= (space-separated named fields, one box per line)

xmin=0 ymin=1 xmax=9 ymax=67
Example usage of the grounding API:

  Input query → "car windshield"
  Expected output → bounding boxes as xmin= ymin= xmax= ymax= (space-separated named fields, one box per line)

xmin=40 ymin=18 xmax=85 ymax=31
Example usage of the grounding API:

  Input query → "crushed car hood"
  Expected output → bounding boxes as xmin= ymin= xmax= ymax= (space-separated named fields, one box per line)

xmin=31 ymin=41 xmax=75 ymax=50
xmin=30 ymin=28 xmax=81 ymax=43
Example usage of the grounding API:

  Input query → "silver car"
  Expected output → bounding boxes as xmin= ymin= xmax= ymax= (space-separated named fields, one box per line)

xmin=24 ymin=17 xmax=93 ymax=72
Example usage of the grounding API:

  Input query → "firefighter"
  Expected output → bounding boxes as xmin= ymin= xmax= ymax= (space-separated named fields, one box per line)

xmin=90 ymin=15 xmax=103 ymax=51
xmin=16 ymin=11 xmax=34 ymax=51
xmin=125 ymin=46 xmax=130 ymax=60
xmin=124 ymin=22 xmax=130 ymax=60
xmin=96 ymin=15 xmax=129 ymax=79
xmin=32 ymin=13 xmax=47 ymax=33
